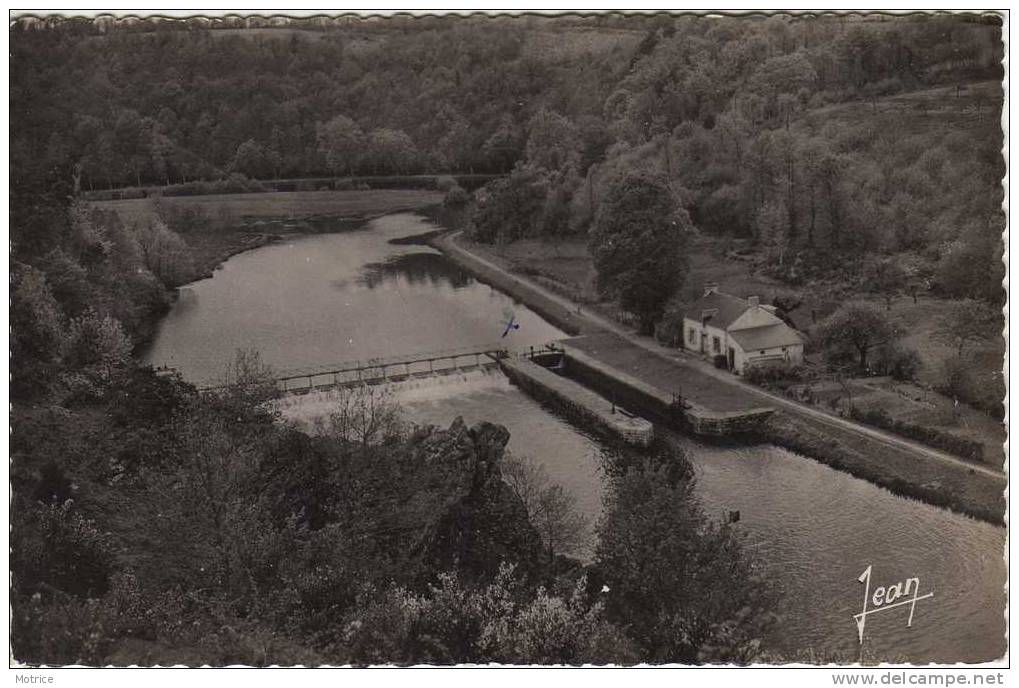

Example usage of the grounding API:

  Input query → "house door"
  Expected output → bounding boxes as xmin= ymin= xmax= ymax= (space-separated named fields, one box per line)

xmin=727 ymin=347 xmax=735 ymax=371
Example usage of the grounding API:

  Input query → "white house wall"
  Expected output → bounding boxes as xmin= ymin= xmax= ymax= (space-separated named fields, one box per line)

xmin=733 ymin=343 xmax=804 ymax=374
xmin=685 ymin=317 xmax=804 ymax=374
xmin=682 ymin=318 xmax=728 ymax=357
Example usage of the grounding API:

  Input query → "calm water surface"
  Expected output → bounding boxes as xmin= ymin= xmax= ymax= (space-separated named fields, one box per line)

xmin=143 ymin=213 xmax=565 ymax=384
xmin=148 ymin=212 xmax=1006 ymax=663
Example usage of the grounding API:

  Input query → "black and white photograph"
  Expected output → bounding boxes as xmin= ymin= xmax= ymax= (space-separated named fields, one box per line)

xmin=7 ymin=8 xmax=1009 ymax=675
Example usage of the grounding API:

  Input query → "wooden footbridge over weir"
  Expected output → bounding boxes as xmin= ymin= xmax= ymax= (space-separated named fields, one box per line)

xmin=196 ymin=343 xmax=565 ymax=396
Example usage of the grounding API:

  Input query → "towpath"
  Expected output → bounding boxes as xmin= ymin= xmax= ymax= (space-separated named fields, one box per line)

xmin=434 ymin=231 xmax=1005 ymax=482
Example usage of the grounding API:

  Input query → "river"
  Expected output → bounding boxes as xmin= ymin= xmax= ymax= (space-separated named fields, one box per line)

xmin=144 ymin=212 xmax=1006 ymax=664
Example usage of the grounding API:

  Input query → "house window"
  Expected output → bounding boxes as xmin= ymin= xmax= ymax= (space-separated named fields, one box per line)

xmin=688 ymin=328 xmax=697 ymax=344
xmin=760 ymin=350 xmax=766 ymax=355
xmin=782 ymin=347 xmax=787 ymax=352
xmin=712 ymin=336 xmax=721 ymax=353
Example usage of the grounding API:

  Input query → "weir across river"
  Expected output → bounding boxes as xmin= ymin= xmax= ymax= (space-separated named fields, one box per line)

xmin=197 ymin=344 xmax=566 ymax=395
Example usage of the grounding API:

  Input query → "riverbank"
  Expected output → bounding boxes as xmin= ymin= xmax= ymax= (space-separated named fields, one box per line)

xmin=428 ymin=231 xmax=588 ymax=337
xmin=764 ymin=411 xmax=1005 ymax=525
xmin=428 ymin=231 xmax=1006 ymax=526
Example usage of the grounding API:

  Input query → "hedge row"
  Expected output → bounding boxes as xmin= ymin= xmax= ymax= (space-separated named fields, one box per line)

xmin=84 ymin=175 xmax=269 ymax=201
xmin=848 ymin=406 xmax=984 ymax=462
xmin=83 ymin=173 xmax=501 ymax=201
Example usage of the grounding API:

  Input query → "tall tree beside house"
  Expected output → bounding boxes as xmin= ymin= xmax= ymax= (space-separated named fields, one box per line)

xmin=589 ymin=170 xmax=691 ymax=334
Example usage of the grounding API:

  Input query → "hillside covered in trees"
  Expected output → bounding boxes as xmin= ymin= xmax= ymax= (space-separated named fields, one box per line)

xmin=11 ymin=13 xmax=1004 ymax=306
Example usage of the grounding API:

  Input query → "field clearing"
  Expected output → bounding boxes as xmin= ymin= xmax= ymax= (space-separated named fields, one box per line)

xmin=522 ymin=24 xmax=643 ymax=61
xmin=93 ymin=189 xmax=443 ymax=228
xmin=799 ymin=80 xmax=1003 ymax=134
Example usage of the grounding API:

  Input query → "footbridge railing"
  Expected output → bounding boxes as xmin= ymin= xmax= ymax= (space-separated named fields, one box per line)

xmin=194 ymin=342 xmax=565 ymax=395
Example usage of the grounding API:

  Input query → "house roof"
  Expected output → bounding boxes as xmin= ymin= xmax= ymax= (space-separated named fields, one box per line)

xmin=682 ymin=292 xmax=752 ymax=329
xmin=728 ymin=304 xmax=784 ymax=331
xmin=729 ymin=324 xmax=805 ymax=351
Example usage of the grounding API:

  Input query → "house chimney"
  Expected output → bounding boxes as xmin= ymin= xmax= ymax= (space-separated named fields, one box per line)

xmin=704 ymin=282 xmax=719 ymax=296
xmin=748 ymin=295 xmax=760 ymax=309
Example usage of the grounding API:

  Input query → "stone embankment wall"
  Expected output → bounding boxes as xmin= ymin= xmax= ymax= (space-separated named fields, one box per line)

xmin=500 ymin=357 xmax=653 ymax=447
xmin=561 ymin=346 xmax=773 ymax=437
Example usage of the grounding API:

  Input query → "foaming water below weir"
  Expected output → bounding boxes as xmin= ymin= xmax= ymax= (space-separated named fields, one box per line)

xmin=276 ymin=366 xmax=516 ymax=423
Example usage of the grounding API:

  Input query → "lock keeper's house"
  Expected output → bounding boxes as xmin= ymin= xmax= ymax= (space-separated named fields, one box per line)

xmin=682 ymin=284 xmax=805 ymax=375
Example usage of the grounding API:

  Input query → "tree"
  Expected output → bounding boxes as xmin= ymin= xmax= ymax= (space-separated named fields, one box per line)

xmin=215 ymin=348 xmax=280 ymax=409
xmin=231 ymin=138 xmax=270 ymax=179
xmin=589 ymin=170 xmax=691 ymax=334
xmin=11 ymin=264 xmax=66 ymax=395
xmin=758 ymin=200 xmax=791 ymax=266
xmin=936 ymin=236 xmax=1005 ymax=303
xmin=137 ymin=219 xmax=195 ymax=287
xmin=933 ymin=300 xmax=1000 ymax=356
xmin=316 ymin=115 xmax=364 ymax=175
xmin=63 ymin=309 xmax=132 ymax=381
xmin=365 ymin=128 xmax=418 ymax=175
xmin=319 ymin=372 xmax=403 ymax=454
xmin=502 ymin=453 xmax=588 ymax=566
xmin=481 ymin=113 xmax=524 ymax=172
xmin=525 ymin=108 xmax=580 ymax=173
xmin=815 ymin=301 xmax=896 ymax=370
xmin=436 ymin=105 xmax=474 ymax=171
xmin=862 ymin=257 xmax=908 ymax=310
xmin=595 ymin=456 xmax=773 ymax=663
xmin=468 ymin=166 xmax=547 ymax=243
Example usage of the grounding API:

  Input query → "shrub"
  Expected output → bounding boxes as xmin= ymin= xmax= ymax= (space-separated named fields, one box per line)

xmin=12 ymin=501 xmax=115 ymax=599
xmin=743 ymin=363 xmax=805 ymax=386
xmin=873 ymin=344 xmax=922 ymax=381
xmin=295 ymin=178 xmax=322 ymax=192
xmin=939 ymin=355 xmax=972 ymax=400
xmin=435 ymin=175 xmax=458 ymax=192
xmin=443 ymin=183 xmax=470 ymax=207
xmin=653 ymin=305 xmax=685 ymax=346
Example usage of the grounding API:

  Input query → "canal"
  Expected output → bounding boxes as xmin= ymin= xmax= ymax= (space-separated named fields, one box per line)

xmin=144 ymin=212 xmax=1005 ymax=663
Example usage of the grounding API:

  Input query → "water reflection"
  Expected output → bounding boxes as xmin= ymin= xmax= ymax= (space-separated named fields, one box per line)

xmin=143 ymin=213 xmax=566 ymax=386
xmin=358 ymin=252 xmax=474 ymax=290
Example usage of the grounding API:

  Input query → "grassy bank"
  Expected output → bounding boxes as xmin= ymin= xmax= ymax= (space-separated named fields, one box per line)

xmin=429 ymin=232 xmax=587 ymax=337
xmin=762 ymin=411 xmax=1004 ymax=526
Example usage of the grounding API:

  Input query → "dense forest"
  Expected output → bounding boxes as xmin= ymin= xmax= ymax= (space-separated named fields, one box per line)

xmin=8 ymin=13 xmax=1005 ymax=665
xmin=11 ymin=14 xmax=1004 ymax=304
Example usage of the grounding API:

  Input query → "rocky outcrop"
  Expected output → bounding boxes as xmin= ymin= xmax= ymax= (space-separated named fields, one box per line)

xmin=407 ymin=418 xmax=543 ymax=582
